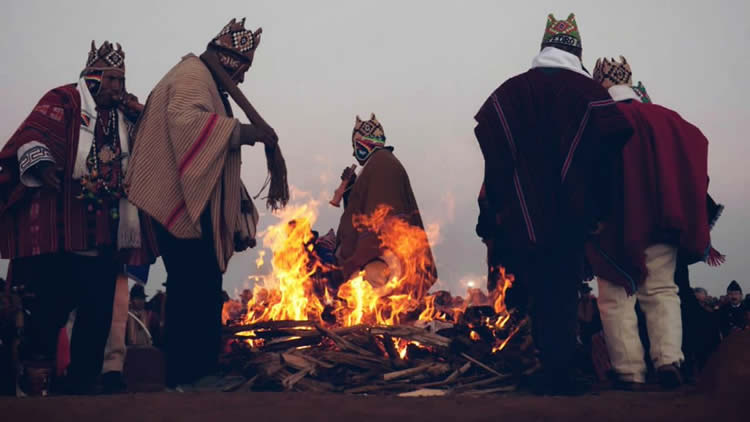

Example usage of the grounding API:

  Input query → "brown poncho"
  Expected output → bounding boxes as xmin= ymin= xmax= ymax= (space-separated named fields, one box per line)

xmin=125 ymin=54 xmax=248 ymax=272
xmin=336 ymin=149 xmax=437 ymax=288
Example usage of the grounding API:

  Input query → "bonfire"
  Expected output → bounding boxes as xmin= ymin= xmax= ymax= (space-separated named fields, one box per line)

xmin=220 ymin=199 xmax=539 ymax=396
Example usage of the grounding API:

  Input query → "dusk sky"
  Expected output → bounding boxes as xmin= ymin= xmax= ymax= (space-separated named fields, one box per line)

xmin=1 ymin=0 xmax=747 ymax=297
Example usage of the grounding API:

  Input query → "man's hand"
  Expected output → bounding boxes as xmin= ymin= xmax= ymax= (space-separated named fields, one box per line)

xmin=341 ymin=165 xmax=356 ymax=182
xmin=30 ymin=162 xmax=60 ymax=191
xmin=258 ymin=126 xmax=278 ymax=149
xmin=240 ymin=124 xmax=278 ymax=148
xmin=118 ymin=92 xmax=144 ymax=116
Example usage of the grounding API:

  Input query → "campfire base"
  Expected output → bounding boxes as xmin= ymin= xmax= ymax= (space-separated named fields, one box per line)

xmin=220 ymin=318 xmax=539 ymax=396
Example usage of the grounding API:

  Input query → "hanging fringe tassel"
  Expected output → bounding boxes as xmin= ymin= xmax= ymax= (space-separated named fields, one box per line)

xmin=706 ymin=246 xmax=726 ymax=267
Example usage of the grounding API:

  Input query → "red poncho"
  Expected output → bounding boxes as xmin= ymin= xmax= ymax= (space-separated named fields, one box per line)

xmin=586 ymin=101 xmax=711 ymax=293
xmin=0 ymin=84 xmax=157 ymax=264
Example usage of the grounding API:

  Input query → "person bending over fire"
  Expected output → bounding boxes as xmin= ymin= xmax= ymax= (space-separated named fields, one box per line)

xmin=334 ymin=114 xmax=437 ymax=298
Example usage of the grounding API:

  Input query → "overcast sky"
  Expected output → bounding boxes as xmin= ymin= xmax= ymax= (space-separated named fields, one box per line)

xmin=1 ymin=0 xmax=748 ymax=297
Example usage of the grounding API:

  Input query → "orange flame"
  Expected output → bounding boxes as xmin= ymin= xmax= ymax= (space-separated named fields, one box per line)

xmin=244 ymin=202 xmax=329 ymax=324
xmin=241 ymin=198 xmax=521 ymax=357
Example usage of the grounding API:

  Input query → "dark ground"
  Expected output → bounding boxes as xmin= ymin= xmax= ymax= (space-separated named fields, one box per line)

xmin=2 ymin=331 xmax=747 ymax=422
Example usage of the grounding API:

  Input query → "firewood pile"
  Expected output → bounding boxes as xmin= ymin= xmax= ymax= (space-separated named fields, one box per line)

xmin=219 ymin=307 xmax=540 ymax=396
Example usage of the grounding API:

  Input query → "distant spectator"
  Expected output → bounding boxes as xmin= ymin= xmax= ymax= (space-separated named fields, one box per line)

xmin=718 ymin=281 xmax=747 ymax=337
xmin=146 ymin=291 xmax=166 ymax=349
xmin=126 ymin=285 xmax=152 ymax=347
xmin=693 ymin=288 xmax=709 ymax=307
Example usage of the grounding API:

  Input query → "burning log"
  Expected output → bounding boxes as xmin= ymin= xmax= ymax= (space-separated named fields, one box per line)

xmin=316 ymin=325 xmax=377 ymax=357
xmin=369 ymin=326 xmax=451 ymax=348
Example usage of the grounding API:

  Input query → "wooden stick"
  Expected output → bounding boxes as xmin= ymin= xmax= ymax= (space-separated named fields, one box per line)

xmin=344 ymin=383 xmax=415 ymax=394
xmin=383 ymin=363 xmax=435 ymax=382
xmin=316 ymin=324 xmax=377 ymax=357
xmin=200 ymin=50 xmax=273 ymax=134
xmin=453 ymin=375 xmax=513 ymax=392
xmin=224 ymin=320 xmax=315 ymax=334
xmin=370 ymin=326 xmax=451 ymax=348
xmin=261 ymin=335 xmax=322 ymax=352
xmin=419 ymin=361 xmax=472 ymax=388
xmin=282 ymin=367 xmax=315 ymax=390
xmin=460 ymin=352 xmax=506 ymax=377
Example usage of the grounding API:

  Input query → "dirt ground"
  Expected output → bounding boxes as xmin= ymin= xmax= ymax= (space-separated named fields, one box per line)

xmin=0 ymin=389 xmax=743 ymax=422
xmin=2 ymin=331 xmax=747 ymax=422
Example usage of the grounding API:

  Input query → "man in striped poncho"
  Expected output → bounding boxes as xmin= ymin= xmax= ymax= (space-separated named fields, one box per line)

xmin=125 ymin=19 xmax=275 ymax=389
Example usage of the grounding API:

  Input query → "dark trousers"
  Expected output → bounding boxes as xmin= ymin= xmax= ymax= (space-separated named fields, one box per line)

xmin=529 ymin=255 xmax=580 ymax=378
xmin=16 ymin=252 xmax=118 ymax=391
xmin=499 ymin=244 xmax=580 ymax=383
xmin=156 ymin=210 xmax=223 ymax=387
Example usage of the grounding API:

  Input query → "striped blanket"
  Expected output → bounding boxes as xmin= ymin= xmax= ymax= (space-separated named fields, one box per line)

xmin=125 ymin=54 xmax=253 ymax=272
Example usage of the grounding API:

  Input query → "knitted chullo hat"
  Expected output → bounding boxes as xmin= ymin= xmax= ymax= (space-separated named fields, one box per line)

xmin=593 ymin=56 xmax=633 ymax=89
xmin=727 ymin=280 xmax=742 ymax=293
xmin=81 ymin=41 xmax=125 ymax=95
xmin=632 ymin=81 xmax=652 ymax=104
xmin=352 ymin=113 xmax=388 ymax=162
xmin=82 ymin=41 xmax=125 ymax=76
xmin=542 ymin=13 xmax=582 ymax=57
xmin=209 ymin=18 xmax=262 ymax=62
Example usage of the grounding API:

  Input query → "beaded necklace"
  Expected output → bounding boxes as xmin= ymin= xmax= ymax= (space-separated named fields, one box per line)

xmin=77 ymin=110 xmax=125 ymax=219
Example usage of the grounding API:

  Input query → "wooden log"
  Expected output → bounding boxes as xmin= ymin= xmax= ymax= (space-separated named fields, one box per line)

xmin=316 ymin=325 xmax=377 ymax=357
xmin=294 ymin=352 xmax=336 ymax=369
xmin=380 ymin=334 xmax=408 ymax=369
xmin=459 ymin=352 xmax=507 ymax=378
xmin=370 ymin=326 xmax=451 ymax=348
xmin=418 ymin=361 xmax=472 ymax=388
xmin=224 ymin=320 xmax=315 ymax=334
xmin=282 ymin=367 xmax=315 ymax=390
xmin=282 ymin=351 xmax=316 ymax=374
xmin=250 ymin=353 xmax=284 ymax=377
xmin=238 ymin=328 xmax=319 ymax=340
xmin=398 ymin=388 xmax=448 ymax=397
xmin=261 ymin=335 xmax=322 ymax=352
xmin=383 ymin=363 xmax=435 ymax=381
xmin=344 ymin=382 xmax=415 ymax=394
xmin=319 ymin=351 xmax=387 ymax=370
xmin=274 ymin=369 xmax=335 ymax=393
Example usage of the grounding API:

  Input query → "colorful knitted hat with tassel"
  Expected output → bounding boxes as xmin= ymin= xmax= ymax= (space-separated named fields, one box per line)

xmin=631 ymin=81 xmax=652 ymax=104
xmin=593 ymin=56 xmax=632 ymax=88
xmin=352 ymin=113 xmax=387 ymax=162
xmin=210 ymin=18 xmax=262 ymax=61
xmin=541 ymin=13 xmax=582 ymax=57
xmin=82 ymin=41 xmax=125 ymax=75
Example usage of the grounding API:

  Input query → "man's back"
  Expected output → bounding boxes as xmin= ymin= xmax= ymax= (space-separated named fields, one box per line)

xmin=474 ymin=67 xmax=631 ymax=253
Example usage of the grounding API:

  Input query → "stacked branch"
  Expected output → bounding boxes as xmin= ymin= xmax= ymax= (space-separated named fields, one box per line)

xmin=219 ymin=311 xmax=539 ymax=396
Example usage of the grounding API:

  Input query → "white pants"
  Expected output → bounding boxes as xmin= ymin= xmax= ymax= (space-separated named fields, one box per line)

xmin=597 ymin=244 xmax=683 ymax=383
xmin=102 ymin=274 xmax=129 ymax=373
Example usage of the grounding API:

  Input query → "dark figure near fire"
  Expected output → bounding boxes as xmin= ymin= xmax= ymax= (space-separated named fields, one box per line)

xmin=474 ymin=13 xmax=633 ymax=395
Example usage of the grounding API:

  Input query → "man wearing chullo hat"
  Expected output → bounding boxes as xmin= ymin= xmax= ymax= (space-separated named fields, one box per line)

xmin=335 ymin=114 xmax=437 ymax=299
xmin=125 ymin=18 xmax=285 ymax=389
xmin=587 ymin=56 xmax=721 ymax=390
xmin=0 ymin=41 xmax=158 ymax=394
xmin=473 ymin=13 xmax=633 ymax=395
